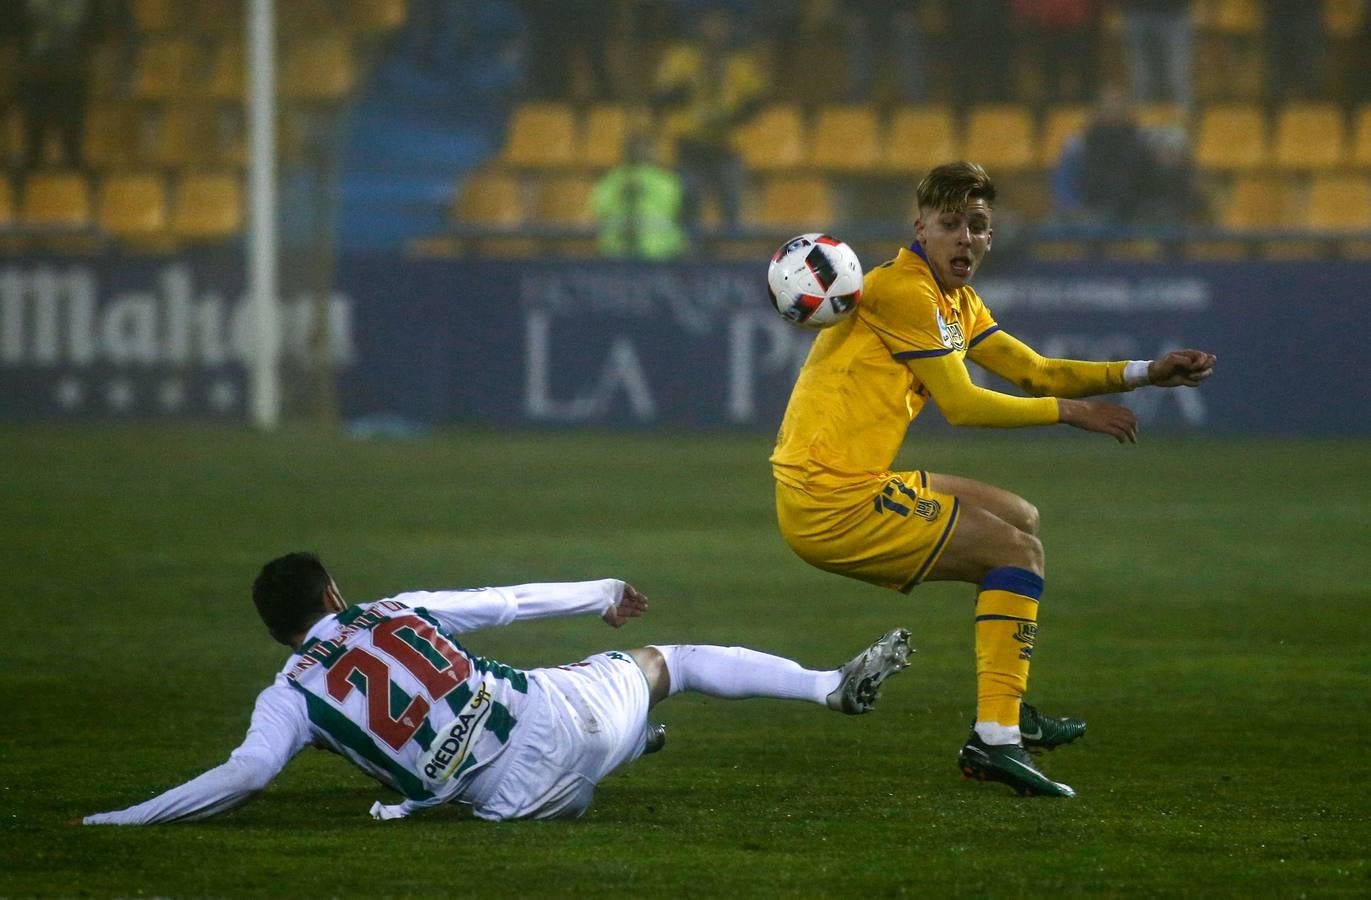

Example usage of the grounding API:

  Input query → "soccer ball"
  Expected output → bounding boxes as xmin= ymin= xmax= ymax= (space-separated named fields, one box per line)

xmin=766 ymin=233 xmax=863 ymax=328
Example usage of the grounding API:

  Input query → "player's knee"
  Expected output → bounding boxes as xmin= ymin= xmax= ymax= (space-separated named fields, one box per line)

xmin=1014 ymin=499 xmax=1040 ymax=537
xmin=628 ymin=646 xmax=670 ymax=706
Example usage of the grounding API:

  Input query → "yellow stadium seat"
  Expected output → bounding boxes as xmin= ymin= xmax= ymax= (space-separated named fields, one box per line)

xmin=1325 ymin=0 xmax=1366 ymax=37
xmin=1305 ymin=175 xmax=1371 ymax=232
xmin=144 ymin=105 xmax=222 ymax=169
xmin=22 ymin=171 xmax=93 ymax=229
xmin=1195 ymin=104 xmax=1268 ymax=171
xmin=1220 ymin=175 xmax=1290 ymax=231
xmin=98 ymin=172 xmax=170 ymax=240
xmin=450 ymin=169 xmax=536 ymax=256
xmin=0 ymin=178 xmax=14 ymax=228
xmin=171 ymin=171 xmax=242 ymax=240
xmin=1134 ymin=103 xmax=1187 ymax=131
xmin=281 ymin=34 xmax=357 ymax=102
xmin=1353 ymin=105 xmax=1371 ymax=168
xmin=132 ymin=0 xmax=182 ymax=32
xmin=1038 ymin=105 xmax=1089 ymax=168
xmin=204 ymin=40 xmax=245 ymax=102
xmin=276 ymin=0 xmax=338 ymax=34
xmin=734 ymin=104 xmax=807 ymax=173
xmin=133 ymin=38 xmax=201 ymax=103
xmin=964 ymin=105 xmax=1038 ymax=172
xmin=1199 ymin=0 xmax=1264 ymax=33
xmin=883 ymin=106 xmax=959 ymax=174
xmin=537 ymin=174 xmax=596 ymax=227
xmin=451 ymin=170 xmax=525 ymax=227
xmin=809 ymin=105 xmax=881 ymax=172
xmin=580 ymin=104 xmax=630 ymax=169
xmin=345 ymin=0 xmax=408 ymax=34
xmin=192 ymin=0 xmax=244 ymax=35
xmin=754 ymin=176 xmax=834 ymax=230
xmin=83 ymin=104 xmax=141 ymax=169
xmin=1272 ymin=103 xmax=1347 ymax=170
xmin=501 ymin=102 xmax=578 ymax=168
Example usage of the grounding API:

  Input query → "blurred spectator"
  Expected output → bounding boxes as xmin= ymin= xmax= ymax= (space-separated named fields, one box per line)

xmin=1261 ymin=1 xmax=1327 ymax=102
xmin=846 ymin=0 xmax=930 ymax=105
xmin=1118 ymin=0 xmax=1193 ymax=111
xmin=15 ymin=0 xmax=101 ymax=169
xmin=652 ymin=5 xmax=767 ymax=231
xmin=945 ymin=0 xmax=1015 ymax=106
xmin=1136 ymin=125 xmax=1205 ymax=226
xmin=1054 ymin=85 xmax=1156 ymax=226
xmin=590 ymin=133 xmax=687 ymax=260
xmin=1011 ymin=0 xmax=1101 ymax=104
xmin=520 ymin=0 xmax=613 ymax=101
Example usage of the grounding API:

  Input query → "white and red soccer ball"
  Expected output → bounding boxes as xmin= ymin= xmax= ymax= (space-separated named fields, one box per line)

xmin=766 ymin=233 xmax=863 ymax=328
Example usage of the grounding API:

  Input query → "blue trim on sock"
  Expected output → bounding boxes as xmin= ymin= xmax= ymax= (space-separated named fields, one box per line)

xmin=980 ymin=566 xmax=1044 ymax=601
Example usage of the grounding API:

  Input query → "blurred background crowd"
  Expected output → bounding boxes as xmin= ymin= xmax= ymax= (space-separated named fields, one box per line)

xmin=4 ymin=0 xmax=1371 ymax=263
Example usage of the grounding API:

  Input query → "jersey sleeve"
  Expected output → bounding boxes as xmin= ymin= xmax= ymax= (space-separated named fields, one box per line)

xmin=861 ymin=275 xmax=954 ymax=359
xmin=906 ymin=352 xmax=1059 ymax=428
xmin=83 ymin=682 xmax=309 ymax=826
xmin=391 ymin=579 xmax=622 ymax=634
xmin=968 ymin=329 xmax=1129 ymax=397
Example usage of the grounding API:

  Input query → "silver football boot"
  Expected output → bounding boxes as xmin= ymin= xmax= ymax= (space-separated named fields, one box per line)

xmin=826 ymin=627 xmax=913 ymax=714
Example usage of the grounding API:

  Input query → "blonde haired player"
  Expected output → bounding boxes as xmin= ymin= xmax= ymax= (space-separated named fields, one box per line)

xmin=772 ymin=162 xmax=1216 ymax=797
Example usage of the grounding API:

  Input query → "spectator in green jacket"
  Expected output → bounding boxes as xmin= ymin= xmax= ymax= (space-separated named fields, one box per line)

xmin=590 ymin=134 xmax=687 ymax=261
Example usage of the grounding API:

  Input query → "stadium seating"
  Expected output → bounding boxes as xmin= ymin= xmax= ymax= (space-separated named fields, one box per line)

xmin=809 ymin=105 xmax=881 ymax=172
xmin=132 ymin=0 xmax=181 ymax=33
xmin=882 ymin=106 xmax=958 ymax=174
xmin=1306 ymin=174 xmax=1371 ymax=231
xmin=280 ymin=34 xmax=357 ymax=103
xmin=1219 ymin=174 xmax=1291 ymax=231
xmin=580 ymin=104 xmax=630 ymax=169
xmin=82 ymin=104 xmax=142 ymax=169
xmin=1353 ymin=105 xmax=1371 ymax=168
xmin=98 ymin=172 xmax=170 ymax=241
xmin=754 ymin=175 xmax=834 ymax=230
xmin=964 ymin=105 xmax=1038 ymax=172
xmin=501 ymin=102 xmax=579 ymax=169
xmin=734 ymin=104 xmax=806 ymax=173
xmin=0 ymin=178 xmax=13 ymax=228
xmin=204 ymin=40 xmax=245 ymax=103
xmin=21 ymin=170 xmax=92 ymax=229
xmin=132 ymin=37 xmax=201 ymax=103
xmin=1038 ymin=105 xmax=1089 ymax=168
xmin=345 ymin=0 xmax=409 ymax=34
xmin=1195 ymin=104 xmax=1269 ymax=170
xmin=170 ymin=171 xmax=242 ymax=240
xmin=1272 ymin=103 xmax=1347 ymax=170
xmin=536 ymin=174 xmax=598 ymax=256
xmin=449 ymin=169 xmax=537 ymax=256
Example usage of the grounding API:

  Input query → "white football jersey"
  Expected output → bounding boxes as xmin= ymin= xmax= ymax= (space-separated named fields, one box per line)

xmin=84 ymin=580 xmax=623 ymax=825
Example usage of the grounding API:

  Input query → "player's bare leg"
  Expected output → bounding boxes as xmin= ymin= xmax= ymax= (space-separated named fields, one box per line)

xmin=926 ymin=472 xmax=1038 ymax=537
xmin=924 ymin=501 xmax=1075 ymax=797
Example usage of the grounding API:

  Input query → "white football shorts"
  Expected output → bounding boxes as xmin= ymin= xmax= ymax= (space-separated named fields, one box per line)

xmin=470 ymin=651 xmax=650 ymax=821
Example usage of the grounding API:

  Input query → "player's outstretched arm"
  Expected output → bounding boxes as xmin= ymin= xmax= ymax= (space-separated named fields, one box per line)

xmin=1057 ymin=398 xmax=1138 ymax=444
xmin=1145 ymin=349 xmax=1217 ymax=387
xmin=83 ymin=754 xmax=282 ymax=825
xmin=602 ymin=582 xmax=648 ymax=628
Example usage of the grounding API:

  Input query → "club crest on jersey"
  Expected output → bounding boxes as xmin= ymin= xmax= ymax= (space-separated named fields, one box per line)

xmin=419 ymin=683 xmax=493 ymax=784
xmin=935 ymin=309 xmax=965 ymax=351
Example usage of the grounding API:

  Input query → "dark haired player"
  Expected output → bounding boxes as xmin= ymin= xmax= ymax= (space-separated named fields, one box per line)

xmin=85 ymin=553 xmax=911 ymax=824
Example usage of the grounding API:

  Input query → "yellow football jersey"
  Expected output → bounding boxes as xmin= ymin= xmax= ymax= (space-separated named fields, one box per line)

xmin=770 ymin=245 xmax=1001 ymax=489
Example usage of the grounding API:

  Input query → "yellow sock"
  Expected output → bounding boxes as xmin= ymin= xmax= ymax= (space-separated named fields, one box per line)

xmin=974 ymin=567 xmax=1044 ymax=731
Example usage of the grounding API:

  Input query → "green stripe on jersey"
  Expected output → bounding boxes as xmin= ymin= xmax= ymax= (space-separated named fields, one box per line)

xmin=414 ymin=719 xmax=437 ymax=752
xmin=290 ymin=682 xmax=433 ymax=801
xmin=485 ymin=701 xmax=516 ymax=743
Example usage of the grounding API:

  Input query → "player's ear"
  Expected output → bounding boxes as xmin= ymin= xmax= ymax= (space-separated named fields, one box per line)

xmin=985 ymin=227 xmax=993 ymax=251
xmin=913 ymin=214 xmax=926 ymax=246
xmin=323 ymin=579 xmax=345 ymax=613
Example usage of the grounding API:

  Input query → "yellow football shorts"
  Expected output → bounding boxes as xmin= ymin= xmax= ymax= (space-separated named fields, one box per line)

xmin=775 ymin=469 xmax=961 ymax=593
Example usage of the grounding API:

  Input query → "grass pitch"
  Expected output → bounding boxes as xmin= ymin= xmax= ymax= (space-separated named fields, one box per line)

xmin=2 ymin=425 xmax=1367 ymax=897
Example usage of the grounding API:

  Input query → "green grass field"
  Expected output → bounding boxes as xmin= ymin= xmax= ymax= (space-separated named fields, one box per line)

xmin=2 ymin=425 xmax=1367 ymax=897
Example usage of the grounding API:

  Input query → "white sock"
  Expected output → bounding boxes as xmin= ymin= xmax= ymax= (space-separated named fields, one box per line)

xmin=652 ymin=645 xmax=839 ymax=705
xmin=974 ymin=721 xmax=1022 ymax=746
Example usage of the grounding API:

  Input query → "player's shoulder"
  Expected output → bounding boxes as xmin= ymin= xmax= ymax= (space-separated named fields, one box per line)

xmin=862 ymin=248 xmax=941 ymax=324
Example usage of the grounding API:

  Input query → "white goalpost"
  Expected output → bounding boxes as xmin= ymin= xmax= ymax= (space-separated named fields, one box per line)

xmin=246 ymin=0 xmax=280 ymax=430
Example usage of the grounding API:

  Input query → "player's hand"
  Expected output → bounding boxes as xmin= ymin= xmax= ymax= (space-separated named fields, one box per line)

xmin=1058 ymin=398 xmax=1138 ymax=444
xmin=1148 ymin=350 xmax=1216 ymax=387
xmin=602 ymin=583 xmax=648 ymax=628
